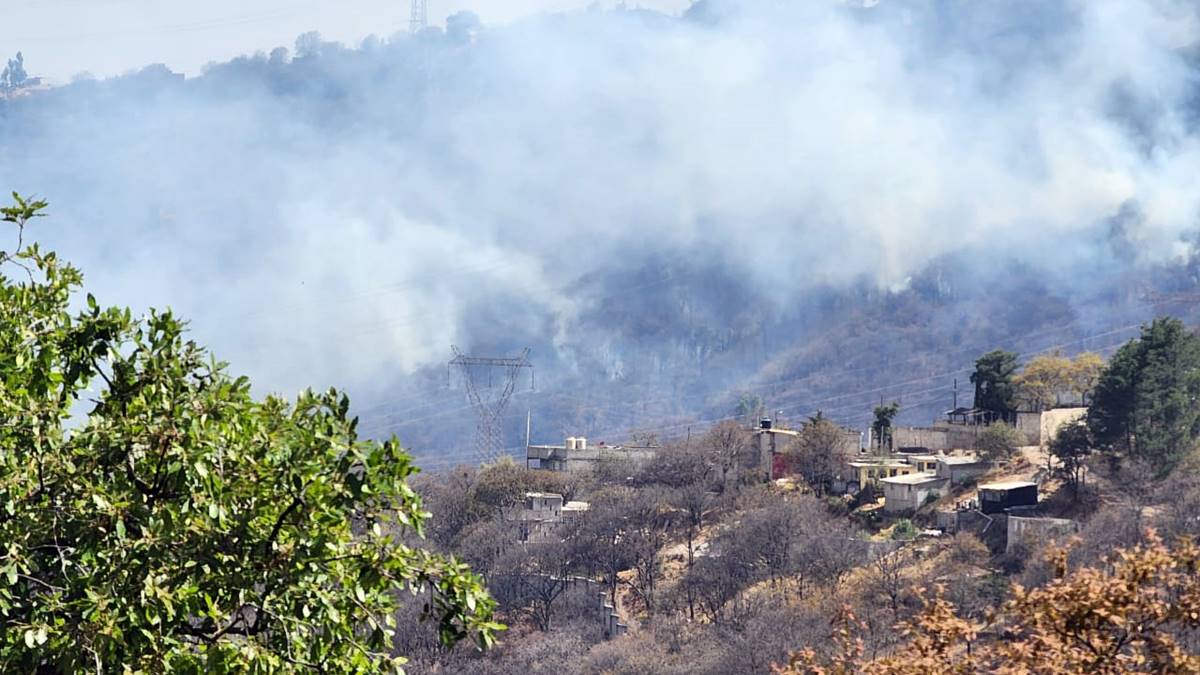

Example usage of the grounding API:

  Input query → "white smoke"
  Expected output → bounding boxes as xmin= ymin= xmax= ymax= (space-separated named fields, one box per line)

xmin=2 ymin=0 xmax=1200 ymax=405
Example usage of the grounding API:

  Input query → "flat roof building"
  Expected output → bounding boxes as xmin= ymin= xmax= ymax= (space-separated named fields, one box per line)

xmin=881 ymin=473 xmax=949 ymax=513
xmin=978 ymin=481 xmax=1038 ymax=515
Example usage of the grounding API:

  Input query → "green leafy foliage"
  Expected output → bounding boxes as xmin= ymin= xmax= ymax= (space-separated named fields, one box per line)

xmin=0 ymin=195 xmax=502 ymax=672
xmin=970 ymin=350 xmax=1019 ymax=417
xmin=734 ymin=393 xmax=766 ymax=424
xmin=975 ymin=424 xmax=1022 ymax=462
xmin=1088 ymin=317 xmax=1200 ymax=474
xmin=871 ymin=402 xmax=899 ymax=451
xmin=1049 ymin=420 xmax=1092 ymax=493
xmin=890 ymin=519 xmax=917 ymax=540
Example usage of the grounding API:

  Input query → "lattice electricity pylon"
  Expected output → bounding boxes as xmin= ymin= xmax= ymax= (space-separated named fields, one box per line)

xmin=410 ymin=0 xmax=428 ymax=33
xmin=448 ymin=346 xmax=533 ymax=465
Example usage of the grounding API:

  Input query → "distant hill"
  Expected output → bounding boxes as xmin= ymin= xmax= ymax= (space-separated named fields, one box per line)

xmin=3 ymin=1 xmax=1199 ymax=469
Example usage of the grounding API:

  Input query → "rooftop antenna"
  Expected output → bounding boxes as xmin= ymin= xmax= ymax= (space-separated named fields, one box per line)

xmin=448 ymin=346 xmax=533 ymax=465
xmin=410 ymin=0 xmax=428 ymax=33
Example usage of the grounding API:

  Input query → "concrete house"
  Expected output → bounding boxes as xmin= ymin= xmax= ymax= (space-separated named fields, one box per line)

xmin=848 ymin=458 xmax=922 ymax=491
xmin=755 ymin=419 xmax=800 ymax=481
xmin=881 ymin=473 xmax=949 ymax=513
xmin=935 ymin=455 xmax=990 ymax=485
xmin=527 ymin=436 xmax=658 ymax=472
xmin=761 ymin=418 xmax=861 ymax=482
xmin=503 ymin=492 xmax=590 ymax=543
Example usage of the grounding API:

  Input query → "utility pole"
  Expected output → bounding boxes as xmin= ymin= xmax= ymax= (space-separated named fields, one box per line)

xmin=410 ymin=0 xmax=428 ymax=33
xmin=448 ymin=346 xmax=533 ymax=465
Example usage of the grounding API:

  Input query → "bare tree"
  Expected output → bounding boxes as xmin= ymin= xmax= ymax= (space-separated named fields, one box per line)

xmin=704 ymin=420 xmax=751 ymax=491
xmin=869 ymin=545 xmax=909 ymax=620
xmin=785 ymin=415 xmax=854 ymax=495
xmin=493 ymin=539 xmax=575 ymax=631
xmin=672 ymin=480 xmax=718 ymax=619
xmin=569 ymin=487 xmax=638 ymax=607
xmin=623 ymin=487 xmax=676 ymax=615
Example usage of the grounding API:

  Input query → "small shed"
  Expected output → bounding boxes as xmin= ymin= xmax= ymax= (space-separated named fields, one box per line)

xmin=978 ymin=481 xmax=1038 ymax=514
xmin=882 ymin=474 xmax=949 ymax=513
xmin=936 ymin=455 xmax=990 ymax=485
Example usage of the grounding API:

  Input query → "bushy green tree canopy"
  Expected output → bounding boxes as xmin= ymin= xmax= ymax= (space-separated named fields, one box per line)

xmin=970 ymin=350 xmax=1019 ymax=417
xmin=1049 ymin=419 xmax=1092 ymax=493
xmin=0 ymin=195 xmax=500 ymax=672
xmin=1088 ymin=317 xmax=1200 ymax=474
xmin=975 ymin=423 xmax=1022 ymax=462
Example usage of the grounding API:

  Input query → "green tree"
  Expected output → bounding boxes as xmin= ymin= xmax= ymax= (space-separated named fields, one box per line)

xmin=975 ymin=423 xmax=1022 ymax=462
xmin=735 ymin=392 xmax=766 ymax=425
xmin=469 ymin=457 xmax=578 ymax=511
xmin=1088 ymin=340 xmax=1140 ymax=453
xmin=970 ymin=350 xmax=1019 ymax=419
xmin=1088 ymin=317 xmax=1200 ymax=473
xmin=0 ymin=195 xmax=500 ymax=672
xmin=1049 ymin=420 xmax=1092 ymax=494
xmin=871 ymin=402 xmax=899 ymax=451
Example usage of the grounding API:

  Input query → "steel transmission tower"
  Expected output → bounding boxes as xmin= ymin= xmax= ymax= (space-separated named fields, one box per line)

xmin=410 ymin=0 xmax=428 ymax=33
xmin=448 ymin=346 xmax=533 ymax=465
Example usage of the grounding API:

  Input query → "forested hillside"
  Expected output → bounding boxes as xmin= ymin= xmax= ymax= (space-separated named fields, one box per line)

xmin=6 ymin=0 xmax=1200 ymax=467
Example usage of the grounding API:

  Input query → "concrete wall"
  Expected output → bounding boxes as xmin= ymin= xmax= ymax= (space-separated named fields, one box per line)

xmin=893 ymin=427 xmax=949 ymax=451
xmin=893 ymin=425 xmax=981 ymax=452
xmin=1015 ymin=412 xmax=1042 ymax=445
xmin=520 ymin=575 xmax=628 ymax=638
xmin=935 ymin=510 xmax=958 ymax=531
xmin=1006 ymin=516 xmax=1076 ymax=554
xmin=1038 ymin=408 xmax=1088 ymax=446
xmin=528 ymin=445 xmax=658 ymax=472
xmin=1015 ymin=409 xmax=1088 ymax=446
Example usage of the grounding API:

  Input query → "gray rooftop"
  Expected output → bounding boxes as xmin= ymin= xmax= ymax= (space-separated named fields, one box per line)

xmin=881 ymin=473 xmax=949 ymax=486
xmin=938 ymin=455 xmax=986 ymax=465
xmin=979 ymin=481 xmax=1037 ymax=491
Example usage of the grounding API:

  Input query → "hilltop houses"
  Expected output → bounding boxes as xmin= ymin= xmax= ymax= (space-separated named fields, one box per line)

xmin=891 ymin=406 xmax=1087 ymax=453
xmin=526 ymin=436 xmax=658 ymax=473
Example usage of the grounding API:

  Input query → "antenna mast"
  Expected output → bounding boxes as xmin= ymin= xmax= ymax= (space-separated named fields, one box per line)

xmin=410 ymin=0 xmax=428 ymax=33
xmin=448 ymin=346 xmax=533 ymax=465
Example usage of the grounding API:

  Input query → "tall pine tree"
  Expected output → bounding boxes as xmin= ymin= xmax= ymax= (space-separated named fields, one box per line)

xmin=1088 ymin=317 xmax=1200 ymax=474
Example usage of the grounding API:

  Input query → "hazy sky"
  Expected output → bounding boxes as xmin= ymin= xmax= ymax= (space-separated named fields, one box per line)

xmin=4 ymin=0 xmax=691 ymax=81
